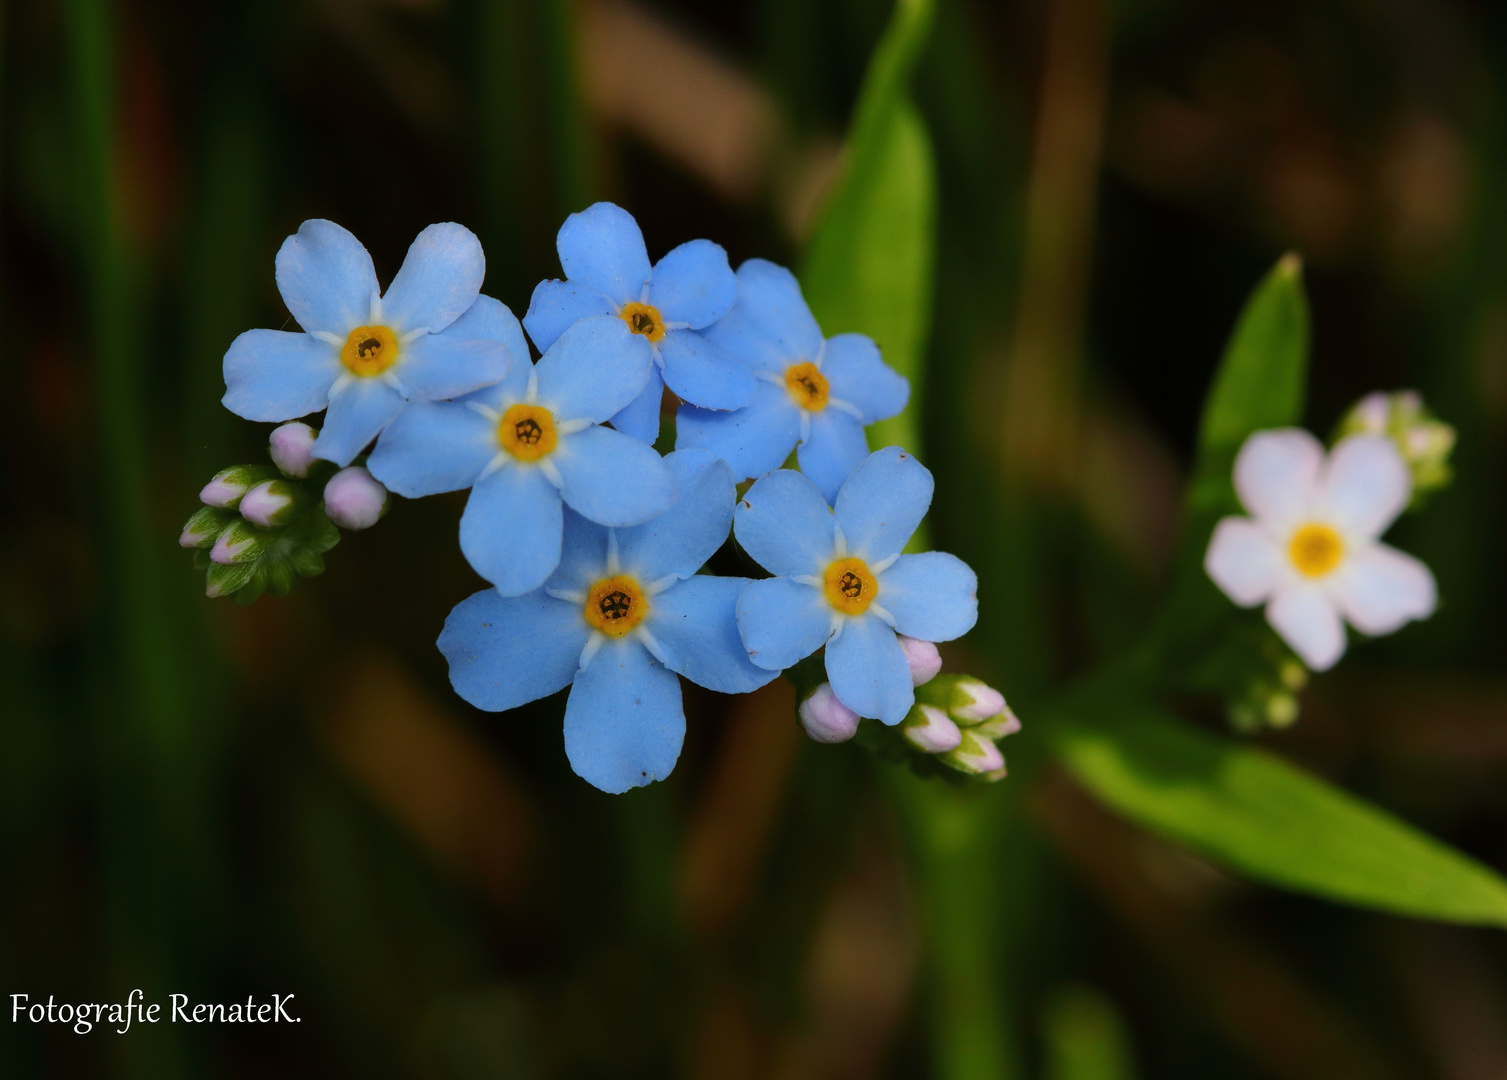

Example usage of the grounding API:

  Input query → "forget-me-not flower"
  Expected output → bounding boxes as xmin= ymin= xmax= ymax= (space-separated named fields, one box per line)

xmin=677 ymin=259 xmax=909 ymax=501
xmin=734 ymin=447 xmax=978 ymax=724
xmin=368 ymin=302 xmax=675 ymax=596
xmin=439 ymin=451 xmax=776 ymax=793
xmin=523 ymin=202 xmax=756 ymax=444
xmin=224 ymin=220 xmax=511 ymax=466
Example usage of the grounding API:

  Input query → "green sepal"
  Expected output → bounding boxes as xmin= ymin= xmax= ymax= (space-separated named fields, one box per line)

xmin=181 ymin=506 xmax=236 ymax=548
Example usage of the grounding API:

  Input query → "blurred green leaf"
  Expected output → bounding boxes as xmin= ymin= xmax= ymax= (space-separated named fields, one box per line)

xmin=1049 ymin=695 xmax=1507 ymax=927
xmin=1042 ymin=985 xmax=1137 ymax=1080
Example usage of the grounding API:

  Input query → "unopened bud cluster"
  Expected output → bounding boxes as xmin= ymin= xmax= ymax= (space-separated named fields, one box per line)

xmin=180 ymin=423 xmax=389 ymax=602
xmin=1337 ymin=390 xmax=1455 ymax=503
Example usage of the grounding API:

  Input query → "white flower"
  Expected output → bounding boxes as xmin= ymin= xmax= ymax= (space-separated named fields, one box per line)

xmin=1204 ymin=429 xmax=1437 ymax=671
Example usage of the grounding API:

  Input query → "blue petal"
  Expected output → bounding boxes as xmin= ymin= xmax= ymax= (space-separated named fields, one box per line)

xmin=556 ymin=202 xmax=651 ymax=307
xmin=397 ymin=334 xmax=510 ymax=401
xmin=549 ymin=507 xmax=609 ymax=593
xmin=222 ymin=329 xmax=339 ymax=422
xmin=460 ymin=464 xmax=563 ymax=595
xmin=876 ymin=552 xmax=979 ymax=642
xmin=457 ymin=352 xmax=532 ymax=413
xmin=564 ymin=638 xmax=684 ymax=793
xmin=657 ymin=330 xmax=756 ymax=411
xmin=367 ymin=400 xmax=496 ymax=497
xmin=523 ymin=279 xmax=616 ymax=355
xmin=647 ymin=239 xmax=737 ymax=328
xmin=380 ymin=222 xmax=486 ymax=335
xmin=833 ymin=447 xmax=932 ymax=562
xmin=649 ymin=576 xmax=779 ymax=694
xmin=733 ymin=469 xmax=836 ymax=577
xmin=610 ymin=370 xmax=664 ymax=445
xmin=553 ymin=425 xmax=676 ymax=527
xmin=825 ymin=613 xmax=912 ymax=724
xmin=615 ymin=450 xmax=734 ymax=582
xmin=274 ymin=219 xmax=378 ymax=336
xmin=313 ymin=379 xmax=406 ymax=466
xmin=797 ymin=409 xmax=869 ymax=504
xmin=439 ymin=587 xmax=587 ymax=711
xmin=822 ymin=333 xmax=907 ymax=423
xmin=735 ymin=576 xmax=832 ymax=671
xmin=702 ymin=258 xmax=822 ymax=373
xmin=535 ymin=316 xmax=654 ymax=423
xmin=442 ymin=294 xmax=530 ymax=358
xmin=674 ymin=381 xmax=801 ymax=483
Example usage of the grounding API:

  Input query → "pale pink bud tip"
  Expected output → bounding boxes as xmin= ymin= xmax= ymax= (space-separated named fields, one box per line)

xmin=945 ymin=732 xmax=1006 ymax=775
xmin=239 ymin=481 xmax=292 ymax=528
xmin=953 ymin=680 xmax=1007 ymax=722
xmin=799 ymin=684 xmax=861 ymax=744
xmin=269 ymin=422 xmax=318 ymax=477
xmin=898 ymin=635 xmax=943 ymax=686
xmin=324 ymin=467 xmax=389 ymax=530
xmin=210 ymin=530 xmax=256 ymax=566
xmin=200 ymin=476 xmax=246 ymax=508
xmin=902 ymin=705 xmax=962 ymax=754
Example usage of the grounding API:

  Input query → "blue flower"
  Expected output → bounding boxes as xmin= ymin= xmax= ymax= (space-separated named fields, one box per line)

xmin=523 ymin=202 xmax=756 ymax=445
xmin=367 ymin=305 xmax=676 ymax=596
xmin=223 ymin=220 xmax=513 ymax=466
xmin=734 ymin=447 xmax=977 ymax=724
xmin=438 ymin=451 xmax=776 ymax=793
xmin=676 ymin=259 xmax=909 ymax=501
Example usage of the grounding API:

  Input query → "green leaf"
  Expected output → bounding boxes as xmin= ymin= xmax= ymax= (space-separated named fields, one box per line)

xmin=1042 ymin=985 xmax=1138 ymax=1080
xmin=1048 ymin=697 xmax=1507 ymax=927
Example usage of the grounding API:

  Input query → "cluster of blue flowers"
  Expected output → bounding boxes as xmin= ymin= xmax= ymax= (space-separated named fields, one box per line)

xmin=222 ymin=204 xmax=980 ymax=792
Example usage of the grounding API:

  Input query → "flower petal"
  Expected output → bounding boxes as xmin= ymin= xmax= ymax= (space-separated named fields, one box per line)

xmin=553 ymin=424 xmax=677 ymax=527
xmin=556 ymin=202 xmax=651 ymax=307
xmin=875 ymin=552 xmax=978 ymax=642
xmin=380 ymin=222 xmax=486 ymax=334
xmin=1233 ymin=428 xmax=1324 ymax=530
xmin=397 ymin=334 xmax=510 ymax=402
xmin=274 ymin=219 xmax=378 ymax=336
xmin=1331 ymin=541 xmax=1437 ymax=635
xmin=825 ymin=613 xmax=912 ymax=725
xmin=459 ymin=464 xmax=564 ymax=595
xmin=444 ymin=293 xmax=530 ymax=352
xmin=222 ymin=329 xmax=339 ymax=422
xmin=702 ymin=258 xmax=823 ymax=373
xmin=821 ymin=333 xmax=907 ymax=423
xmin=1267 ymin=583 xmax=1347 ymax=671
xmin=610 ymin=370 xmax=665 ymax=445
xmin=647 ymin=239 xmax=737 ymax=328
xmin=797 ymin=409 xmax=869 ymax=504
xmin=550 ymin=507 xmax=610 ymax=593
xmin=616 ymin=450 xmax=734 ymax=582
xmin=367 ymin=400 xmax=496 ymax=497
xmin=833 ymin=446 xmax=932 ymax=562
xmin=523 ymin=279 xmax=616 ymax=355
xmin=657 ymin=330 xmax=757 ymax=411
xmin=674 ymin=381 xmax=801 ymax=483
xmin=649 ymin=576 xmax=779 ymax=694
xmin=564 ymin=639 xmax=684 ymax=793
xmin=734 ymin=469 xmax=837 ymax=577
xmin=535 ymin=316 xmax=654 ymax=423
xmin=313 ymin=379 xmax=406 ymax=466
xmin=735 ymin=576 xmax=833 ymax=671
xmin=1205 ymin=516 xmax=1284 ymax=606
xmin=438 ymin=587 xmax=587 ymax=711
xmin=1319 ymin=434 xmax=1412 ymax=540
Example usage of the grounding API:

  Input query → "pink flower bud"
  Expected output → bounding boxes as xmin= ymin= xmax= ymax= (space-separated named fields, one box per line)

xmin=952 ymin=679 xmax=1007 ymax=722
xmin=269 ymin=422 xmax=318 ymax=478
xmin=799 ymin=683 xmax=861 ymax=744
xmin=324 ymin=466 xmax=389 ymax=530
xmin=210 ymin=524 xmax=259 ymax=565
xmin=942 ymin=730 xmax=1006 ymax=775
xmin=200 ymin=473 xmax=248 ymax=508
xmin=901 ymin=705 xmax=962 ymax=754
xmin=898 ymin=635 xmax=942 ymax=686
xmin=239 ymin=480 xmax=294 ymax=528
xmin=972 ymin=706 xmax=1021 ymax=740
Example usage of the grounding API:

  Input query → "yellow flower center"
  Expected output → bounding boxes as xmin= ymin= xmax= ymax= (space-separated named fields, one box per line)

xmin=620 ymin=301 xmax=666 ymax=343
xmin=823 ymin=557 xmax=877 ymax=615
xmin=584 ymin=575 xmax=649 ymax=637
xmin=498 ymin=403 xmax=558 ymax=462
xmin=340 ymin=325 xmax=400 ymax=377
xmin=784 ymin=361 xmax=829 ymax=412
xmin=1288 ymin=523 xmax=1344 ymax=578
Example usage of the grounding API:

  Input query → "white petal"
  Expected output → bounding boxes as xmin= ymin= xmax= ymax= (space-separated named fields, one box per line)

xmin=1318 ymin=434 xmax=1412 ymax=540
xmin=1205 ymin=517 xmax=1283 ymax=606
xmin=1331 ymin=541 xmax=1437 ymax=636
xmin=1234 ymin=428 xmax=1324 ymax=529
xmin=1267 ymin=584 xmax=1347 ymax=671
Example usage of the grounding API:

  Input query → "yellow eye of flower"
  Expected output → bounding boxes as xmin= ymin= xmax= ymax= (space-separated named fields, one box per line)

xmin=1288 ymin=523 xmax=1344 ymax=578
xmin=498 ymin=403 xmax=558 ymax=462
xmin=584 ymin=575 xmax=649 ymax=637
xmin=340 ymin=325 xmax=400 ymax=377
xmin=823 ymin=557 xmax=877 ymax=615
xmin=620 ymin=301 xmax=666 ymax=343
xmin=784 ymin=362 xmax=829 ymax=412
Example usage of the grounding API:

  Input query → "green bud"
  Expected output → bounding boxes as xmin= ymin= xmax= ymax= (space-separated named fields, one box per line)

xmin=940 ymin=729 xmax=1005 ymax=776
xmin=1336 ymin=391 xmax=1455 ymax=503
xmin=199 ymin=464 xmax=277 ymax=508
xmin=180 ymin=506 xmax=235 ymax=549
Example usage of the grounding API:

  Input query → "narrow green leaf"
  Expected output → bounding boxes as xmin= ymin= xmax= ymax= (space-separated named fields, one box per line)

xmin=1042 ymin=985 xmax=1138 ymax=1080
xmin=1048 ymin=699 xmax=1507 ymax=927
